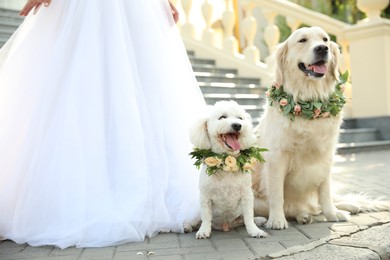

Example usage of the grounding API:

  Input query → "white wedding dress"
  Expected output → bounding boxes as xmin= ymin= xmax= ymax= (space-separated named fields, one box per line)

xmin=0 ymin=0 xmax=205 ymax=248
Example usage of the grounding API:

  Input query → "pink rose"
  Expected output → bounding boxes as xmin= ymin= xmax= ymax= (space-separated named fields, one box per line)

xmin=313 ymin=109 xmax=322 ymax=118
xmin=293 ymin=104 xmax=302 ymax=115
xmin=273 ymin=82 xmax=281 ymax=89
xmin=340 ymin=84 xmax=346 ymax=93
xmin=279 ymin=98 xmax=288 ymax=106
xmin=322 ymin=112 xmax=330 ymax=118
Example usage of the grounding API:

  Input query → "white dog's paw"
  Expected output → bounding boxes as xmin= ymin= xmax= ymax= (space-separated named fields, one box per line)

xmin=325 ymin=210 xmax=350 ymax=222
xmin=247 ymin=226 xmax=268 ymax=238
xmin=254 ymin=217 xmax=267 ymax=227
xmin=296 ymin=212 xmax=313 ymax=225
xmin=266 ymin=217 xmax=289 ymax=230
xmin=196 ymin=227 xmax=211 ymax=239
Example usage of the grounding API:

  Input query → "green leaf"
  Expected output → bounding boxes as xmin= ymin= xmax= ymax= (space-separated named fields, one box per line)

xmin=312 ymin=102 xmax=322 ymax=109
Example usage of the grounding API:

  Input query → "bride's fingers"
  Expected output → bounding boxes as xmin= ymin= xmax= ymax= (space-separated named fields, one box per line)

xmin=20 ymin=0 xmax=51 ymax=16
xmin=33 ymin=3 xmax=42 ymax=15
xmin=20 ymin=3 xmax=35 ymax=16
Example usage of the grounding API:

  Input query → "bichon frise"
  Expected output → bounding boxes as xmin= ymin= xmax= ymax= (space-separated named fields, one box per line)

xmin=189 ymin=100 xmax=268 ymax=239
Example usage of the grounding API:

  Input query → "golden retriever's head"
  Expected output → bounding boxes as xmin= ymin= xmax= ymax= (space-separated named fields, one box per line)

xmin=189 ymin=101 xmax=256 ymax=155
xmin=274 ymin=27 xmax=340 ymax=99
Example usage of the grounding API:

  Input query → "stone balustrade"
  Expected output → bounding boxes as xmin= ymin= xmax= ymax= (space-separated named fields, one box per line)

xmin=177 ymin=0 xmax=390 ymax=118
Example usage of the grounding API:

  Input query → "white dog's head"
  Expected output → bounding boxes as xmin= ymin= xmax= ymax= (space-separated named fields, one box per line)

xmin=189 ymin=101 xmax=255 ymax=155
xmin=274 ymin=26 xmax=341 ymax=100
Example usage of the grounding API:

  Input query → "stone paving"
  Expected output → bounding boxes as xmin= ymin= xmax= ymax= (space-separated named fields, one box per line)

xmin=1 ymin=149 xmax=390 ymax=260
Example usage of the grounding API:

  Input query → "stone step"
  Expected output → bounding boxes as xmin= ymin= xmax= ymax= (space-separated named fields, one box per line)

xmin=199 ymin=84 xmax=263 ymax=95
xmin=0 ymin=8 xmax=23 ymax=26
xmin=0 ymin=27 xmax=15 ymax=38
xmin=339 ymin=128 xmax=380 ymax=143
xmin=0 ymin=8 xmax=20 ymax=16
xmin=0 ymin=19 xmax=22 ymax=30
xmin=337 ymin=140 xmax=390 ymax=154
xmin=189 ymin=57 xmax=215 ymax=66
xmin=0 ymin=37 xmax=8 ymax=47
xmin=192 ymin=65 xmax=238 ymax=75
xmin=196 ymin=75 xmax=260 ymax=85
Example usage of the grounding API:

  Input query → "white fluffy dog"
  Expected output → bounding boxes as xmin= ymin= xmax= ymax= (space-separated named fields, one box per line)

xmin=252 ymin=27 xmax=350 ymax=229
xmin=189 ymin=100 xmax=268 ymax=239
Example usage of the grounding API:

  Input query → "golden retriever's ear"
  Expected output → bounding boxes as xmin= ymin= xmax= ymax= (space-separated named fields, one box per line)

xmin=189 ymin=117 xmax=211 ymax=149
xmin=274 ymin=41 xmax=288 ymax=84
xmin=329 ymin=41 xmax=340 ymax=81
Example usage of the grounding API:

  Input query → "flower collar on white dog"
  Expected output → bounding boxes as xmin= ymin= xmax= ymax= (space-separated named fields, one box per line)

xmin=190 ymin=147 xmax=267 ymax=176
xmin=267 ymin=71 xmax=348 ymax=121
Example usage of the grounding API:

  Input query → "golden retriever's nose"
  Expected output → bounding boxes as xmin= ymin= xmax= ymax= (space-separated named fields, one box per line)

xmin=232 ymin=123 xmax=242 ymax=132
xmin=314 ymin=45 xmax=329 ymax=57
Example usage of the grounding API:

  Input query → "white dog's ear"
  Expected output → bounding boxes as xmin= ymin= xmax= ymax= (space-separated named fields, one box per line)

xmin=274 ymin=41 xmax=288 ymax=84
xmin=329 ymin=41 xmax=340 ymax=81
xmin=189 ymin=117 xmax=211 ymax=149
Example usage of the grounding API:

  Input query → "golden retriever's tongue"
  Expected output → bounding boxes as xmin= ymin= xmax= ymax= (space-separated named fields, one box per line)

xmin=226 ymin=134 xmax=241 ymax=151
xmin=312 ymin=64 xmax=327 ymax=74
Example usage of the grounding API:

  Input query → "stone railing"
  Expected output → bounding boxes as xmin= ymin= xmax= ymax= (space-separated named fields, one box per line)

xmin=176 ymin=0 xmax=390 ymax=118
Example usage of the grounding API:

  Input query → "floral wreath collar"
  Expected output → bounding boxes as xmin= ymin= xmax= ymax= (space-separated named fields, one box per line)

xmin=266 ymin=71 xmax=348 ymax=121
xmin=189 ymin=147 xmax=267 ymax=176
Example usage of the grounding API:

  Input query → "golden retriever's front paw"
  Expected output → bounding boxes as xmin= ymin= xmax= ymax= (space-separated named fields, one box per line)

xmin=325 ymin=210 xmax=350 ymax=222
xmin=296 ymin=212 xmax=313 ymax=225
xmin=254 ymin=217 xmax=267 ymax=227
xmin=196 ymin=228 xmax=211 ymax=239
xmin=266 ymin=217 xmax=289 ymax=230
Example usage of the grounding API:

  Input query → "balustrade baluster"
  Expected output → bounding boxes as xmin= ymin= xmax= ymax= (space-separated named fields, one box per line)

xmin=263 ymin=10 xmax=280 ymax=54
xmin=201 ymin=0 xmax=216 ymax=47
xmin=180 ymin=0 xmax=196 ymax=38
xmin=222 ymin=0 xmax=238 ymax=55
xmin=241 ymin=2 xmax=260 ymax=63
xmin=286 ymin=17 xmax=301 ymax=33
xmin=357 ymin=0 xmax=389 ymax=22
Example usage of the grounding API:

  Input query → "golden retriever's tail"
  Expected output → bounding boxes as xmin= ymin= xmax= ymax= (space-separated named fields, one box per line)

xmin=334 ymin=193 xmax=390 ymax=214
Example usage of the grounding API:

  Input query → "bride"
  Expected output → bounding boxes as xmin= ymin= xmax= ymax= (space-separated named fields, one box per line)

xmin=0 ymin=0 xmax=205 ymax=248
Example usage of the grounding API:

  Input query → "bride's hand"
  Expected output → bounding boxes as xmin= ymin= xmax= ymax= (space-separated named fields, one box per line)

xmin=20 ymin=0 xmax=52 ymax=16
xmin=169 ymin=1 xmax=179 ymax=24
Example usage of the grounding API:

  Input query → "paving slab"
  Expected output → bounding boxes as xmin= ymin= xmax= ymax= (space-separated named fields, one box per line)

xmin=0 ymin=150 xmax=389 ymax=260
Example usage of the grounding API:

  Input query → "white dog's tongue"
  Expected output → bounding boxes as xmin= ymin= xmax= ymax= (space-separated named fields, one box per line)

xmin=311 ymin=63 xmax=327 ymax=74
xmin=226 ymin=134 xmax=241 ymax=151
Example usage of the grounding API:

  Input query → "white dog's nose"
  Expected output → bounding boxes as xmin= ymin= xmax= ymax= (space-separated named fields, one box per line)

xmin=314 ymin=45 xmax=328 ymax=57
xmin=232 ymin=123 xmax=241 ymax=132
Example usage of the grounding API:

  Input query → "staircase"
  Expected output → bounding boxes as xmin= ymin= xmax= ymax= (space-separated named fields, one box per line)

xmin=338 ymin=118 xmax=390 ymax=153
xmin=1 ymin=7 xmax=389 ymax=154
xmin=0 ymin=8 xmax=22 ymax=48
xmin=189 ymin=50 xmax=266 ymax=124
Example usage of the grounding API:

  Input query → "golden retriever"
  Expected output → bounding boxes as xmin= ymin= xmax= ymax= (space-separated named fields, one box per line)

xmin=252 ymin=26 xmax=350 ymax=229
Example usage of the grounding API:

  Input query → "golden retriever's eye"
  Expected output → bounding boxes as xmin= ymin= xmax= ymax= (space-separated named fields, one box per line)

xmin=237 ymin=117 xmax=243 ymax=120
xmin=323 ymin=37 xmax=328 ymax=42
xmin=219 ymin=115 xmax=227 ymax=120
xmin=298 ymin=38 xmax=307 ymax=43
